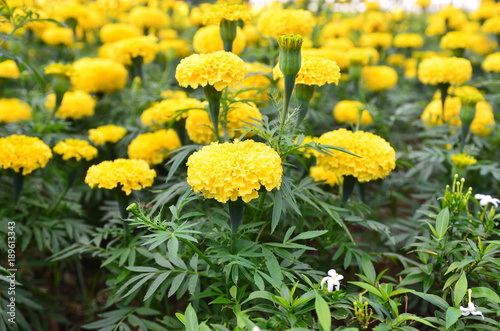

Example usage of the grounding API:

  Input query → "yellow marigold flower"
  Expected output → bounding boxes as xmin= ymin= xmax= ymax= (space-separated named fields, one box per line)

xmin=359 ymin=32 xmax=392 ymax=49
xmin=347 ymin=47 xmax=379 ymax=66
xmin=0 ymin=135 xmax=52 ymax=175
xmin=99 ymin=23 xmax=141 ymax=43
xmin=418 ymin=57 xmax=472 ymax=86
xmin=319 ymin=21 xmax=351 ymax=41
xmin=471 ymin=101 xmax=496 ymax=137
xmin=41 ymin=26 xmax=73 ymax=46
xmin=472 ymin=2 xmax=500 ymax=21
xmin=310 ymin=165 xmax=342 ymax=187
xmin=451 ymin=153 xmax=477 ymax=168
xmin=0 ymin=98 xmax=32 ymax=123
xmin=140 ymin=97 xmax=204 ymax=129
xmin=108 ymin=35 xmax=159 ymax=65
xmin=440 ymin=31 xmax=475 ymax=50
xmin=257 ymin=9 xmax=316 ymax=39
xmin=393 ymin=33 xmax=424 ymax=49
xmin=361 ymin=65 xmax=398 ymax=92
xmin=0 ymin=60 xmax=20 ymax=79
xmin=192 ymin=25 xmax=246 ymax=55
xmin=129 ymin=6 xmax=169 ymax=30
xmin=88 ymin=125 xmax=127 ymax=145
xmin=470 ymin=34 xmax=497 ymax=56
xmin=482 ymin=16 xmax=500 ymax=34
xmin=71 ymin=58 xmax=128 ymax=94
xmin=242 ymin=24 xmax=262 ymax=47
xmin=273 ymin=56 xmax=341 ymax=86
xmin=404 ymin=58 xmax=418 ymax=79
xmin=127 ymin=129 xmax=182 ymax=166
xmin=421 ymin=97 xmax=460 ymax=126
xmin=387 ymin=54 xmax=406 ymax=67
xmin=333 ymin=100 xmax=373 ymax=126
xmin=322 ymin=37 xmax=354 ymax=52
xmin=416 ymin=0 xmax=431 ymax=6
xmin=227 ymin=101 xmax=263 ymax=138
xmin=159 ymin=39 xmax=192 ymax=59
xmin=160 ymin=90 xmax=188 ymax=99
xmin=482 ymin=52 xmax=500 ymax=72
xmin=295 ymin=135 xmax=318 ymax=158
xmin=158 ymin=28 xmax=178 ymax=40
xmin=316 ymin=129 xmax=396 ymax=183
xmin=175 ymin=51 xmax=246 ymax=91
xmin=185 ymin=108 xmax=218 ymax=145
xmin=303 ymin=48 xmax=350 ymax=72
xmin=203 ymin=2 xmax=251 ymax=25
xmin=45 ymin=90 xmax=96 ymax=120
xmin=234 ymin=62 xmax=272 ymax=103
xmin=44 ymin=63 xmax=74 ymax=77
xmin=85 ymin=159 xmax=156 ymax=195
xmin=53 ymin=139 xmax=98 ymax=162
xmin=186 ymin=139 xmax=282 ymax=203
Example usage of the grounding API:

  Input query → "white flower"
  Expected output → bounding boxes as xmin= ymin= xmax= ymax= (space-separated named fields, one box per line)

xmin=474 ymin=194 xmax=500 ymax=208
xmin=320 ymin=269 xmax=344 ymax=292
xmin=251 ymin=327 xmax=261 ymax=331
xmin=460 ymin=301 xmax=484 ymax=319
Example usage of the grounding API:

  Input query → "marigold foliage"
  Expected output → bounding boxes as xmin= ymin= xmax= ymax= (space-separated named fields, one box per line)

xmin=193 ymin=25 xmax=246 ymax=55
xmin=71 ymin=58 xmax=128 ymax=94
xmin=0 ymin=60 xmax=20 ymax=79
xmin=361 ymin=65 xmax=398 ymax=92
xmin=482 ymin=52 xmax=500 ymax=72
xmin=310 ymin=165 xmax=342 ymax=187
xmin=53 ymin=139 xmax=98 ymax=162
xmin=175 ymin=51 xmax=246 ymax=91
xmin=257 ymin=9 xmax=315 ymax=39
xmin=88 ymin=125 xmax=127 ymax=145
xmin=418 ymin=57 xmax=472 ymax=86
xmin=333 ymin=100 xmax=373 ymax=126
xmin=45 ymin=91 xmax=96 ymax=120
xmin=203 ymin=2 xmax=251 ymax=25
xmin=273 ymin=56 xmax=341 ymax=86
xmin=141 ymin=97 xmax=204 ymax=129
xmin=0 ymin=98 xmax=32 ymax=123
xmin=186 ymin=140 xmax=283 ymax=203
xmin=127 ymin=129 xmax=182 ymax=166
xmin=85 ymin=159 xmax=157 ymax=195
xmin=99 ymin=23 xmax=141 ymax=43
xmin=451 ymin=153 xmax=477 ymax=168
xmin=316 ymin=129 xmax=396 ymax=183
xmin=0 ymin=135 xmax=52 ymax=175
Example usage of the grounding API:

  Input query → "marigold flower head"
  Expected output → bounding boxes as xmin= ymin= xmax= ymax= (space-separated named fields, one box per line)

xmin=257 ymin=9 xmax=315 ymax=39
xmin=141 ymin=97 xmax=204 ymax=129
xmin=0 ymin=135 xmax=52 ymax=175
xmin=310 ymin=165 xmax=342 ymax=187
xmin=71 ymin=58 xmax=128 ymax=94
xmin=193 ymin=25 xmax=246 ymax=55
xmin=45 ymin=90 xmax=96 ymax=120
xmin=53 ymin=139 xmax=98 ymax=162
xmin=0 ymin=98 xmax=32 ymax=123
xmin=333 ymin=100 xmax=373 ymax=126
xmin=88 ymin=125 xmax=127 ymax=145
xmin=185 ymin=108 xmax=218 ymax=145
xmin=128 ymin=129 xmax=182 ymax=166
xmin=233 ymin=62 xmax=272 ymax=103
xmin=482 ymin=16 xmax=500 ymax=34
xmin=482 ymin=52 xmax=500 ymax=72
xmin=175 ymin=51 xmax=246 ymax=91
xmin=303 ymin=48 xmax=349 ymax=72
xmin=472 ymin=2 xmax=500 ymax=21
xmin=319 ymin=21 xmax=352 ymax=41
xmin=316 ymin=129 xmax=396 ymax=183
xmin=99 ymin=23 xmax=141 ymax=43
xmin=471 ymin=101 xmax=495 ymax=137
xmin=322 ymin=37 xmax=354 ymax=52
xmin=273 ymin=56 xmax=341 ymax=86
xmin=129 ymin=6 xmax=169 ymax=30
xmin=451 ymin=153 xmax=477 ymax=168
xmin=159 ymin=39 xmax=192 ymax=58
xmin=440 ymin=31 xmax=475 ymax=50
xmin=394 ymin=33 xmax=424 ymax=49
xmin=387 ymin=54 xmax=406 ymax=67
xmin=361 ymin=65 xmax=398 ymax=92
xmin=85 ymin=159 xmax=156 ymax=195
xmin=203 ymin=2 xmax=251 ymax=25
xmin=41 ymin=26 xmax=73 ymax=46
xmin=0 ymin=60 xmax=20 ymax=79
xmin=44 ymin=63 xmax=74 ymax=77
xmin=227 ymin=101 xmax=263 ymax=138
xmin=418 ymin=57 xmax=472 ymax=86
xmin=470 ymin=34 xmax=497 ymax=56
xmin=359 ymin=32 xmax=392 ymax=49
xmin=160 ymin=90 xmax=188 ymax=99
xmin=348 ymin=47 xmax=379 ymax=66
xmin=186 ymin=139 xmax=283 ymax=203
xmin=107 ymin=35 xmax=159 ymax=65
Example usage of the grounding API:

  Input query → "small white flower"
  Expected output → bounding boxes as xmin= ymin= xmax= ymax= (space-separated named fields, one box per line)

xmin=251 ymin=327 xmax=261 ymax=331
xmin=460 ymin=301 xmax=484 ymax=319
xmin=474 ymin=194 xmax=500 ymax=208
xmin=320 ymin=269 xmax=344 ymax=292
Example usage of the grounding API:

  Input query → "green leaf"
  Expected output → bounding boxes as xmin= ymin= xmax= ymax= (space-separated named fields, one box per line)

xmin=315 ymin=294 xmax=331 ymax=331
xmin=472 ymin=287 xmax=500 ymax=304
xmin=122 ymin=273 xmax=156 ymax=298
xmin=143 ymin=272 xmax=170 ymax=301
xmin=168 ymin=272 xmax=187 ymax=297
xmin=262 ymin=248 xmax=283 ymax=285
xmin=359 ymin=256 xmax=376 ymax=284
xmin=445 ymin=307 xmax=463 ymax=329
xmin=349 ymin=281 xmax=382 ymax=298
xmin=290 ymin=230 xmax=328 ymax=242
xmin=453 ymin=273 xmax=468 ymax=307
xmin=409 ymin=290 xmax=450 ymax=310
xmin=185 ymin=304 xmax=199 ymax=331
xmin=271 ymin=190 xmax=283 ymax=233
xmin=435 ymin=208 xmax=449 ymax=239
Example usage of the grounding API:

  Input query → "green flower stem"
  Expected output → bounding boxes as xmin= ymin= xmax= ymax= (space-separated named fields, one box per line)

xmin=180 ymin=238 xmax=218 ymax=271
xmin=437 ymin=82 xmax=450 ymax=121
xmin=220 ymin=19 xmax=237 ymax=53
xmin=12 ymin=171 xmax=24 ymax=206
xmin=295 ymin=83 xmax=315 ymax=129
xmin=130 ymin=56 xmax=144 ymax=85
xmin=228 ymin=199 xmax=244 ymax=253
xmin=459 ymin=104 xmax=476 ymax=151
xmin=47 ymin=167 xmax=79 ymax=215
xmin=203 ymin=84 xmax=223 ymax=142
xmin=114 ymin=189 xmax=130 ymax=242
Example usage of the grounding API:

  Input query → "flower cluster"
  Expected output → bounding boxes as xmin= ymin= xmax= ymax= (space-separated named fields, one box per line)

xmin=85 ymin=159 xmax=156 ymax=195
xmin=53 ymin=139 xmax=98 ymax=162
xmin=186 ymin=140 xmax=282 ymax=203
xmin=127 ymin=129 xmax=182 ymax=166
xmin=0 ymin=135 xmax=53 ymax=175
xmin=88 ymin=125 xmax=127 ymax=145
xmin=71 ymin=58 xmax=128 ymax=94
xmin=108 ymin=35 xmax=159 ymax=65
